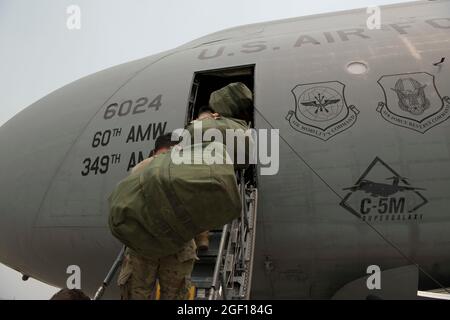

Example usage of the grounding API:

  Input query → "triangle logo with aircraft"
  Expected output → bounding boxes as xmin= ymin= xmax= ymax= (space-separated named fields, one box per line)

xmin=340 ymin=157 xmax=428 ymax=222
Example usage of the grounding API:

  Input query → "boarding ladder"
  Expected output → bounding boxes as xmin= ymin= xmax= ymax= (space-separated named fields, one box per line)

xmin=191 ymin=171 xmax=258 ymax=300
xmin=94 ymin=170 xmax=258 ymax=300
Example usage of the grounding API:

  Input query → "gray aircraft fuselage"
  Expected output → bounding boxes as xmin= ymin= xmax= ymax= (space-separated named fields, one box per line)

xmin=1 ymin=0 xmax=450 ymax=299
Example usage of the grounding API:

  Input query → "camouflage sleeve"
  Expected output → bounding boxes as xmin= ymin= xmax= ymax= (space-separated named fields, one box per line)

xmin=176 ymin=239 xmax=198 ymax=262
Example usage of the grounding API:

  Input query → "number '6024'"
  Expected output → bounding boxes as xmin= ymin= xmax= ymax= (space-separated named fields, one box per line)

xmin=103 ymin=95 xmax=162 ymax=120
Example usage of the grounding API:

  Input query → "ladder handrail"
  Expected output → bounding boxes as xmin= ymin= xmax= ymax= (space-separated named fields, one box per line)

xmin=93 ymin=245 xmax=126 ymax=300
xmin=208 ymin=223 xmax=229 ymax=300
xmin=239 ymin=172 xmax=247 ymax=266
xmin=207 ymin=169 xmax=257 ymax=300
xmin=244 ymin=188 xmax=257 ymax=299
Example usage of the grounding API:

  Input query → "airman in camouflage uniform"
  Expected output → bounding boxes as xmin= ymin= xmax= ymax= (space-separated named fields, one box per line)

xmin=118 ymin=241 xmax=197 ymax=300
xmin=190 ymin=106 xmax=221 ymax=252
xmin=117 ymin=132 xmax=197 ymax=300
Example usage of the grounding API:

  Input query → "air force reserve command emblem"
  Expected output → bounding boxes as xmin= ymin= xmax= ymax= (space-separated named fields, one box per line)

xmin=377 ymin=72 xmax=450 ymax=133
xmin=286 ymin=81 xmax=359 ymax=141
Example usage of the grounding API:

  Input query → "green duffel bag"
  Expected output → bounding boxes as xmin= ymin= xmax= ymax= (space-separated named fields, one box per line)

xmin=184 ymin=117 xmax=254 ymax=169
xmin=108 ymin=144 xmax=241 ymax=259
xmin=209 ymin=82 xmax=253 ymax=122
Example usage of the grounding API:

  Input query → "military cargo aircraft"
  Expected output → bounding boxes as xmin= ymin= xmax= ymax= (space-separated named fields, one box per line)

xmin=0 ymin=0 xmax=450 ymax=299
xmin=343 ymin=176 xmax=425 ymax=197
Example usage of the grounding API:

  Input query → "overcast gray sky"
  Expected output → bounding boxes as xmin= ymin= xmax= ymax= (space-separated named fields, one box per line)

xmin=0 ymin=0 xmax=414 ymax=299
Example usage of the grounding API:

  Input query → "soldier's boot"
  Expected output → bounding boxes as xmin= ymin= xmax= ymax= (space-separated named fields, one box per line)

xmin=195 ymin=231 xmax=209 ymax=252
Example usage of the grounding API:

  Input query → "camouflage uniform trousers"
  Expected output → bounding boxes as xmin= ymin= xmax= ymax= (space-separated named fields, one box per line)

xmin=118 ymin=240 xmax=197 ymax=300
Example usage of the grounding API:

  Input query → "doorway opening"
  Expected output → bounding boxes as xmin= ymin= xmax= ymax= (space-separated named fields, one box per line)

xmin=186 ymin=65 xmax=257 ymax=187
xmin=187 ymin=66 xmax=259 ymax=300
xmin=186 ymin=65 xmax=255 ymax=125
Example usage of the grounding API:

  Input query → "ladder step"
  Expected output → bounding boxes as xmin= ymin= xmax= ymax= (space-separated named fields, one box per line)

xmin=192 ymin=263 xmax=215 ymax=278
xmin=191 ymin=187 xmax=258 ymax=300
xmin=192 ymin=277 xmax=213 ymax=289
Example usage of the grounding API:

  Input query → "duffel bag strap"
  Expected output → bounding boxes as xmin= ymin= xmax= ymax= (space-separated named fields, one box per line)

xmin=160 ymin=161 xmax=198 ymax=234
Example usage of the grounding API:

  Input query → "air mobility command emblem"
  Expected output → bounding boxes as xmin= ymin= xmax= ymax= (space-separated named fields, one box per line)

xmin=286 ymin=81 xmax=359 ymax=141
xmin=377 ymin=72 xmax=450 ymax=133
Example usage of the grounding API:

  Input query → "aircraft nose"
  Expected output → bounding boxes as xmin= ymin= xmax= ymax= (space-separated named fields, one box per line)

xmin=0 ymin=57 xmax=152 ymax=276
